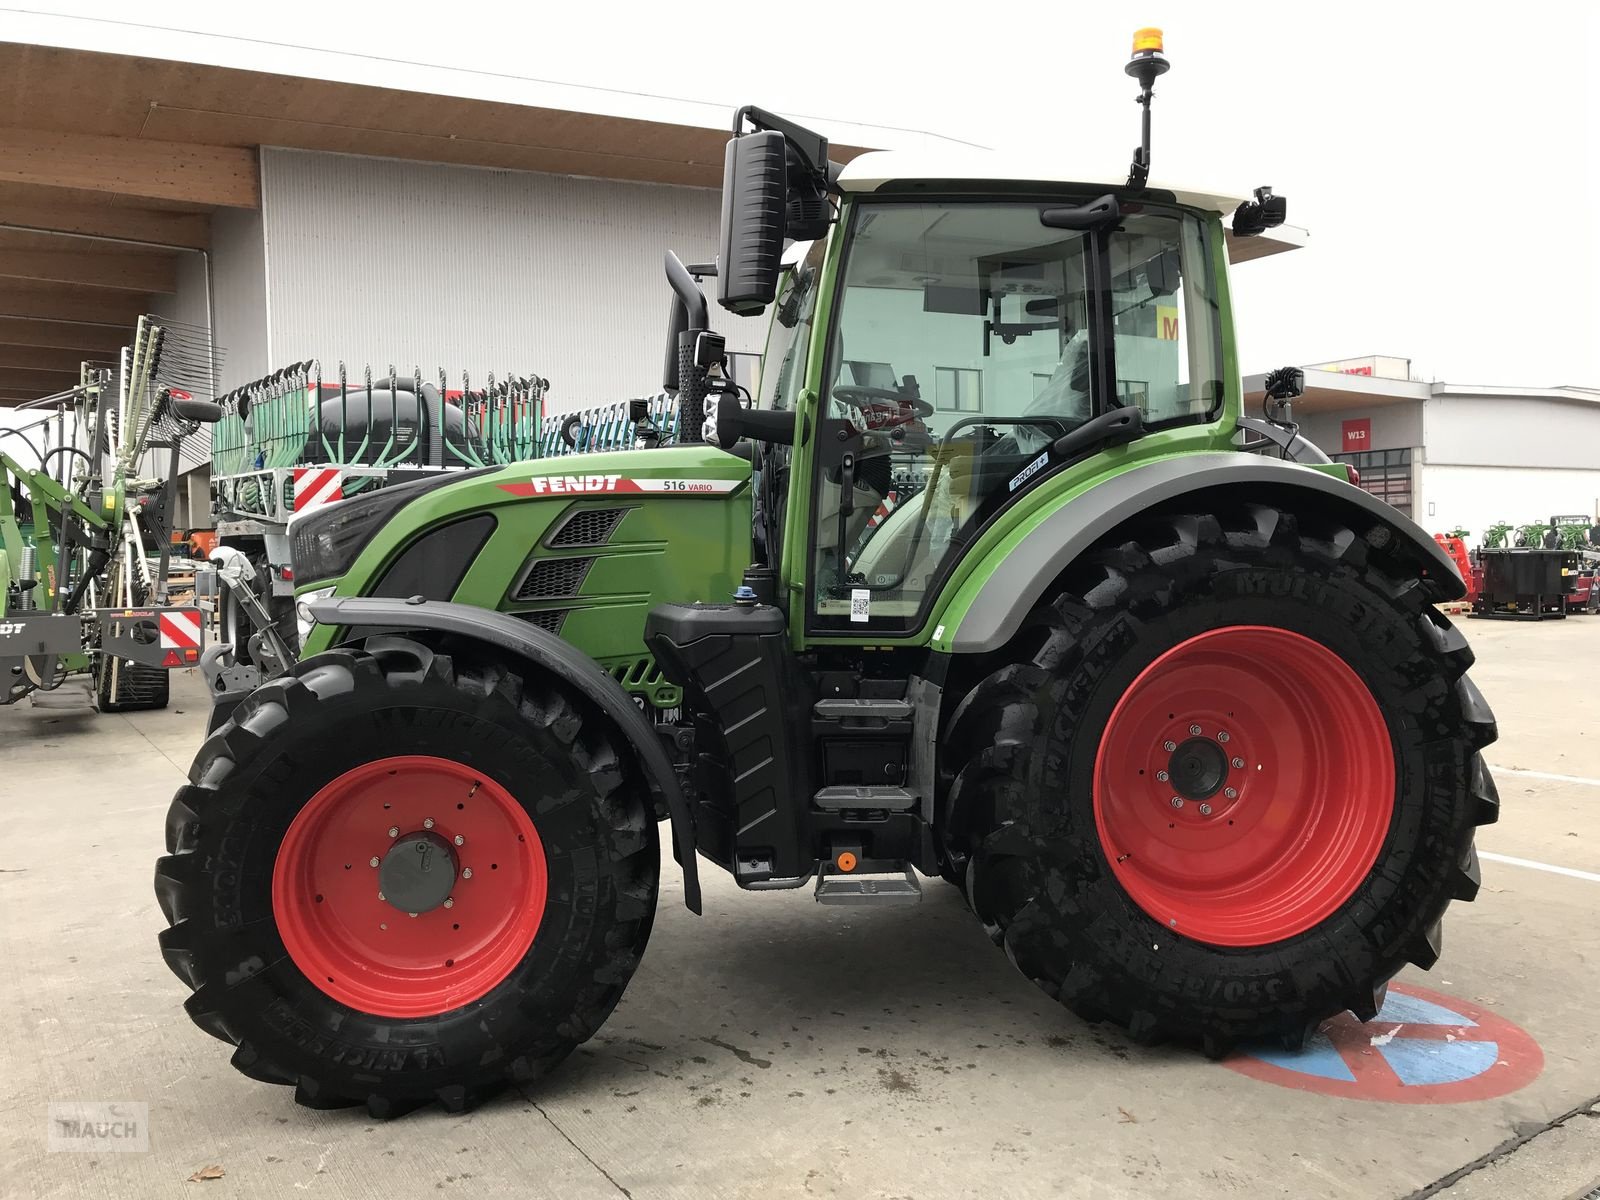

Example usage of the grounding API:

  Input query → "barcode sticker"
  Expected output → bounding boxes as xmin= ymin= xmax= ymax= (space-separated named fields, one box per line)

xmin=850 ymin=588 xmax=871 ymax=623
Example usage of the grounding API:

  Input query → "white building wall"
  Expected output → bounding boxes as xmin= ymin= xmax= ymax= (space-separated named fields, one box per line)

xmin=1295 ymin=400 xmax=1424 ymax=455
xmin=1419 ymin=464 xmax=1600 ymax=539
xmin=259 ymin=148 xmax=765 ymax=411
xmin=1423 ymin=394 xmax=1600 ymax=469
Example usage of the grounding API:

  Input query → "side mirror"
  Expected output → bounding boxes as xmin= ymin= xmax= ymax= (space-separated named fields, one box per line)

xmin=166 ymin=389 xmax=223 ymax=424
xmin=717 ymin=130 xmax=788 ymax=316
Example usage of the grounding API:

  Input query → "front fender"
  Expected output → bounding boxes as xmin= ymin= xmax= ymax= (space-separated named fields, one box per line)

xmin=307 ymin=594 xmax=701 ymax=913
xmin=946 ymin=453 xmax=1462 ymax=654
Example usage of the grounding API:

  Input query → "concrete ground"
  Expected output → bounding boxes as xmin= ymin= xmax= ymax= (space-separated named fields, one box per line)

xmin=2 ymin=615 xmax=1597 ymax=1200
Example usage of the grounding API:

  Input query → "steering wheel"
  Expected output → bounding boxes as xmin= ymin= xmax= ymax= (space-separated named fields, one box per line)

xmin=831 ymin=385 xmax=934 ymax=420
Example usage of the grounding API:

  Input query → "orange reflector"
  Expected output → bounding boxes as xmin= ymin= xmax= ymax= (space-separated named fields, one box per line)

xmin=161 ymin=650 xmax=182 ymax=668
xmin=183 ymin=647 xmax=199 ymax=662
xmin=836 ymin=851 xmax=858 ymax=873
xmin=1132 ymin=27 xmax=1163 ymax=53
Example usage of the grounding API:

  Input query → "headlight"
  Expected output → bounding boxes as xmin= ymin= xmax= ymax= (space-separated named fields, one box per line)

xmin=295 ymin=586 xmax=337 ymax=645
xmin=289 ymin=479 xmax=430 ymax=584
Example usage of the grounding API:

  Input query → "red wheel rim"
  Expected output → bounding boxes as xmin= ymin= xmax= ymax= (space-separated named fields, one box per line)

xmin=272 ymin=755 xmax=547 ymax=1017
xmin=1093 ymin=626 xmax=1394 ymax=947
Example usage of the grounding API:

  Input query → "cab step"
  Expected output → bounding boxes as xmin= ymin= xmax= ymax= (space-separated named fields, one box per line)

xmin=815 ymin=864 xmax=923 ymax=906
xmin=813 ymin=697 xmax=912 ymax=721
xmin=813 ymin=785 xmax=918 ymax=812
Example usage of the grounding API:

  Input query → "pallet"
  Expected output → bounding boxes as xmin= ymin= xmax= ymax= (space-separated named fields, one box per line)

xmin=1436 ymin=601 xmax=1472 ymax=615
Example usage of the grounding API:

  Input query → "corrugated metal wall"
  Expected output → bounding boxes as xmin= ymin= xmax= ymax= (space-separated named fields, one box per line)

xmin=152 ymin=249 xmax=215 ymax=478
xmin=259 ymin=147 xmax=766 ymax=411
xmin=213 ymin=207 xmax=270 ymax=392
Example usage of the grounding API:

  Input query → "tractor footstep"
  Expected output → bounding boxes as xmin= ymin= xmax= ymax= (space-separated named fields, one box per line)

xmin=815 ymin=864 xmax=922 ymax=906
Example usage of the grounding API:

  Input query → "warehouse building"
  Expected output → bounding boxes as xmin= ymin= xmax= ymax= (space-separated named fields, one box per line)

xmin=4 ymin=35 xmax=1594 ymax=546
xmin=1245 ymin=356 xmax=1600 ymax=539
xmin=0 ymin=36 xmax=955 ymax=524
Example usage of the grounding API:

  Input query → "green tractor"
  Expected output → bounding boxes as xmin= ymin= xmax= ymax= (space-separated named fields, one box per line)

xmin=155 ymin=32 xmax=1497 ymax=1118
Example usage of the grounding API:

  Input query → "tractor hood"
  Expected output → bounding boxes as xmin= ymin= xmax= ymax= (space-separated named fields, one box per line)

xmin=296 ymin=444 xmax=756 ymax=679
xmin=489 ymin=443 xmax=753 ymax=499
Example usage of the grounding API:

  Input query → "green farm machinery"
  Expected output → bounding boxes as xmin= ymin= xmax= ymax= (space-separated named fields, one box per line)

xmin=201 ymin=361 xmax=689 ymax=685
xmin=1 ymin=317 xmax=220 ymax=711
xmin=1470 ymin=514 xmax=1600 ymax=618
xmin=156 ymin=31 xmax=1498 ymax=1117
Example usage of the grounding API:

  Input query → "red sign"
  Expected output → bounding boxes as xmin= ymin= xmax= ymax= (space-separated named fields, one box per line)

xmin=1342 ymin=418 xmax=1371 ymax=453
xmin=1223 ymin=983 xmax=1543 ymax=1104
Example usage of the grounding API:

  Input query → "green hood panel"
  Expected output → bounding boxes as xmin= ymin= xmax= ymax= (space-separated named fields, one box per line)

xmin=300 ymin=445 xmax=754 ymax=673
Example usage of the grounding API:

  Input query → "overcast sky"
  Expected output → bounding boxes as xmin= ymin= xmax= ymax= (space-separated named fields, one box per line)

xmin=13 ymin=1 xmax=1600 ymax=387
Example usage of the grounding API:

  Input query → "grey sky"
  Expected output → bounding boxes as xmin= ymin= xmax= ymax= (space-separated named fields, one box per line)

xmin=14 ymin=0 xmax=1600 ymax=387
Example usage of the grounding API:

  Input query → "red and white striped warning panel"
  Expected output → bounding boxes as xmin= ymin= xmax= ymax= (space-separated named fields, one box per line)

xmin=159 ymin=609 xmax=204 ymax=651
xmin=293 ymin=467 xmax=344 ymax=513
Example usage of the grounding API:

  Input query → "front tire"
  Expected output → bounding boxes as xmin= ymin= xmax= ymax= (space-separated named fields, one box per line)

xmin=944 ymin=501 xmax=1499 ymax=1052
xmin=155 ymin=636 xmax=658 ymax=1116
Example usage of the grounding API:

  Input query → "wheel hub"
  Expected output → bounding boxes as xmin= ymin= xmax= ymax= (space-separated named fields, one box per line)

xmin=1093 ymin=625 xmax=1396 ymax=947
xmin=271 ymin=755 xmax=548 ymax=1018
xmin=379 ymin=831 xmax=457 ymax=915
xmin=1168 ymin=737 xmax=1228 ymax=800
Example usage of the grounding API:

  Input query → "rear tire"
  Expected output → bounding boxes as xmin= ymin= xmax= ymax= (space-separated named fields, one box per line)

xmin=94 ymin=570 xmax=169 ymax=712
xmin=94 ymin=653 xmax=170 ymax=712
xmin=943 ymin=501 xmax=1498 ymax=1053
xmin=155 ymin=636 xmax=658 ymax=1116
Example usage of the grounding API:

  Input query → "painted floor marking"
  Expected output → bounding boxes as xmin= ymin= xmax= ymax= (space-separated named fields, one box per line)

xmin=1487 ymin=765 xmax=1600 ymax=789
xmin=1480 ymin=850 xmax=1600 ymax=884
xmin=1224 ymin=983 xmax=1543 ymax=1103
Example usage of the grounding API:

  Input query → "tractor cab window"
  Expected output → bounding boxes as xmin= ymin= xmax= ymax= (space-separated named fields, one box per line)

xmin=810 ymin=201 xmax=1219 ymax=630
xmin=752 ymin=239 xmax=825 ymax=566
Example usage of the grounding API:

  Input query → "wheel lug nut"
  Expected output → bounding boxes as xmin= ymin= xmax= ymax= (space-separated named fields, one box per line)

xmin=453 ymin=835 xmax=465 ymax=846
xmin=1156 ymin=769 xmax=1170 ymax=782
xmin=1198 ymin=803 xmax=1213 ymax=816
xmin=1232 ymin=757 xmax=1245 ymax=769
xmin=377 ymin=891 xmax=385 ymax=901
xmin=1216 ymin=730 xmax=1230 ymax=743
xmin=1169 ymin=796 xmax=1184 ymax=809
xmin=462 ymin=868 xmax=473 ymax=880
xmin=1224 ymin=787 xmax=1238 ymax=799
xmin=423 ymin=818 xmax=435 ymax=830
xmin=387 ymin=826 xmax=399 ymax=838
xmin=1188 ymin=724 xmax=1202 ymax=736
xmin=408 ymin=912 xmax=419 ymax=919
xmin=1162 ymin=740 xmax=1177 ymax=752
xmin=369 ymin=856 xmax=380 ymax=868
xmin=443 ymin=898 xmax=454 ymax=909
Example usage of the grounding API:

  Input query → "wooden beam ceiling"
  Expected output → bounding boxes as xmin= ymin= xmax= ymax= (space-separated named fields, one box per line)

xmin=0 ymin=184 xmax=210 ymax=249
xmin=0 ymin=366 xmax=81 ymax=394
xmin=0 ymin=127 xmax=258 ymax=209
xmin=0 ymin=344 xmax=102 ymax=374
xmin=0 ymin=317 xmax=127 ymax=354
xmin=0 ymin=278 xmax=153 ymax=326
xmin=0 ymin=229 xmax=177 ymax=293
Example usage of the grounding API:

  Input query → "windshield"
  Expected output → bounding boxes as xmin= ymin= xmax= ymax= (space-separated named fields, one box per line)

xmin=809 ymin=200 xmax=1222 ymax=630
xmin=756 ymin=240 xmax=825 ymax=412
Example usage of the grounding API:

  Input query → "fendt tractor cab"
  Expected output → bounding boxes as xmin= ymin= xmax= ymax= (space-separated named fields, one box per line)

xmin=156 ymin=32 xmax=1498 ymax=1117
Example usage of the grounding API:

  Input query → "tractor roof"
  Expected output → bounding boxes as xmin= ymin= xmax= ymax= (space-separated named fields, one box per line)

xmin=835 ymin=151 xmax=1307 ymax=263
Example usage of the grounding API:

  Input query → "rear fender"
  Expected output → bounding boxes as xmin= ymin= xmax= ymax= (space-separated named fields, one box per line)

xmin=947 ymin=453 xmax=1463 ymax=654
xmin=307 ymin=595 xmax=702 ymax=913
